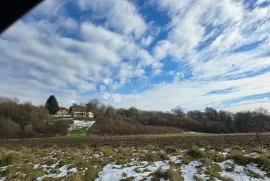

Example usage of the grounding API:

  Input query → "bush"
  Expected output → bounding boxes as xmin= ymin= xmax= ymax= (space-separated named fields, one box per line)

xmin=54 ymin=120 xmax=69 ymax=136
xmin=24 ymin=124 xmax=35 ymax=136
xmin=87 ymin=118 xmax=182 ymax=135
xmin=0 ymin=117 xmax=20 ymax=138
xmin=0 ymin=97 xmax=50 ymax=138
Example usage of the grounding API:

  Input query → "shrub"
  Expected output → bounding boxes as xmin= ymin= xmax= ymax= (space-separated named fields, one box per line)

xmin=0 ymin=117 xmax=20 ymax=138
xmin=87 ymin=118 xmax=182 ymax=135
xmin=0 ymin=97 xmax=49 ymax=138
xmin=54 ymin=120 xmax=69 ymax=136
xmin=24 ymin=124 xmax=35 ymax=136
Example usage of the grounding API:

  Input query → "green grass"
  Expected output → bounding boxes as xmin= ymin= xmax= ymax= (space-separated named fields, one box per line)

xmin=133 ymin=167 xmax=142 ymax=173
xmin=151 ymin=163 xmax=184 ymax=181
xmin=186 ymin=147 xmax=206 ymax=159
xmin=120 ymin=177 xmax=135 ymax=181
xmin=205 ymin=163 xmax=233 ymax=181
xmin=103 ymin=132 xmax=270 ymax=138
xmin=45 ymin=159 xmax=57 ymax=166
xmin=0 ymin=141 xmax=270 ymax=181
xmin=84 ymin=166 xmax=99 ymax=181
xmin=254 ymin=154 xmax=270 ymax=172
xmin=140 ymin=152 xmax=161 ymax=162
xmin=245 ymin=168 xmax=264 ymax=179
xmin=122 ymin=172 xmax=127 ymax=177
xmin=68 ymin=127 xmax=88 ymax=136
xmin=0 ymin=153 xmax=22 ymax=166
xmin=224 ymin=163 xmax=235 ymax=172
xmin=107 ymin=132 xmax=213 ymax=138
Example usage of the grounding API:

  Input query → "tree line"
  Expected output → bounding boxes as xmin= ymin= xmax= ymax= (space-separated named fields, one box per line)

xmin=81 ymin=99 xmax=270 ymax=135
xmin=0 ymin=96 xmax=67 ymax=138
xmin=0 ymin=95 xmax=269 ymax=138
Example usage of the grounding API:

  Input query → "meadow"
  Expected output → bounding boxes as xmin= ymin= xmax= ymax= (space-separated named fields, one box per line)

xmin=1 ymin=132 xmax=270 ymax=149
xmin=0 ymin=133 xmax=270 ymax=181
xmin=1 ymin=98 xmax=270 ymax=180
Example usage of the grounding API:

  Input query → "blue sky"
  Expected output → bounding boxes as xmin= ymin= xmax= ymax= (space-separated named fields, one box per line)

xmin=0 ymin=0 xmax=270 ymax=112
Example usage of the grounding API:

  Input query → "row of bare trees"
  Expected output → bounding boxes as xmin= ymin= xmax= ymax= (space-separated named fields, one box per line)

xmin=82 ymin=99 xmax=270 ymax=134
xmin=0 ymin=97 xmax=68 ymax=138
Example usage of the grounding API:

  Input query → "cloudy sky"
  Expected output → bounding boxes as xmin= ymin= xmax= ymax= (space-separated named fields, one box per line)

xmin=1 ymin=0 xmax=270 ymax=112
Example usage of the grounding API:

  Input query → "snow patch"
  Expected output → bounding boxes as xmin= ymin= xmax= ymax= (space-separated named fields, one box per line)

xmin=219 ymin=160 xmax=267 ymax=181
xmin=36 ymin=165 xmax=78 ymax=181
xmin=95 ymin=161 xmax=169 ymax=181
xmin=68 ymin=120 xmax=95 ymax=131
xmin=244 ymin=152 xmax=260 ymax=158
xmin=181 ymin=161 xmax=204 ymax=181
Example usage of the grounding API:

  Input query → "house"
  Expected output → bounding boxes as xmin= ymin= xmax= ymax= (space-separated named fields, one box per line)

xmin=57 ymin=107 xmax=68 ymax=115
xmin=69 ymin=106 xmax=94 ymax=118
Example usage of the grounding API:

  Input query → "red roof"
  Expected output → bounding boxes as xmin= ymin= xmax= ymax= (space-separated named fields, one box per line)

xmin=59 ymin=106 xmax=68 ymax=110
xmin=70 ymin=106 xmax=87 ymax=112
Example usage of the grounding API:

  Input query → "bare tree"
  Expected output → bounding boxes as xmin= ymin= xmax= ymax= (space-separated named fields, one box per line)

xmin=171 ymin=106 xmax=185 ymax=117
xmin=80 ymin=102 xmax=86 ymax=117
xmin=253 ymin=108 xmax=268 ymax=149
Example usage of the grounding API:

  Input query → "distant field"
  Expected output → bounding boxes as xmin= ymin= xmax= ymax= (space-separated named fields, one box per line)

xmin=106 ymin=132 xmax=270 ymax=138
xmin=1 ymin=132 xmax=270 ymax=149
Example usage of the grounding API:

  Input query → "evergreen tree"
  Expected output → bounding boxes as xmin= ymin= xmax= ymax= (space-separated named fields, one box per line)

xmin=45 ymin=95 xmax=59 ymax=115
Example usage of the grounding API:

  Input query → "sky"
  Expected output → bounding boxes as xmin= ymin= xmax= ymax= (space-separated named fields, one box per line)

xmin=0 ymin=0 xmax=270 ymax=112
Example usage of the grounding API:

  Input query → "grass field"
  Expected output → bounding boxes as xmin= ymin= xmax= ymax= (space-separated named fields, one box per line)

xmin=0 ymin=143 xmax=269 ymax=180
xmin=1 ymin=132 xmax=270 ymax=149
xmin=1 ymin=133 xmax=270 ymax=180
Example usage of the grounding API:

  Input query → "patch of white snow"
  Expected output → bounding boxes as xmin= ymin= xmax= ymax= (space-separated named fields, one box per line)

xmin=68 ymin=120 xmax=95 ymax=131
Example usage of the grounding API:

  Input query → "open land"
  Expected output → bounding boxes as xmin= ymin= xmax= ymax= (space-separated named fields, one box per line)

xmin=0 ymin=133 xmax=270 ymax=181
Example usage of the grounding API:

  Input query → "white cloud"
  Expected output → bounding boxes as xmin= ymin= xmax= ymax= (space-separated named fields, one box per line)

xmin=31 ymin=0 xmax=67 ymax=18
xmin=168 ymin=71 xmax=174 ymax=76
xmin=152 ymin=62 xmax=163 ymax=69
xmin=152 ymin=69 xmax=163 ymax=76
xmin=134 ymin=69 xmax=145 ymax=77
xmin=140 ymin=35 xmax=153 ymax=47
xmin=1 ymin=0 xmax=270 ymax=113
xmin=0 ymin=16 xmax=156 ymax=105
xmin=152 ymin=0 xmax=270 ymax=82
xmin=153 ymin=40 xmax=172 ymax=60
xmin=112 ymin=72 xmax=270 ymax=112
xmin=77 ymin=0 xmax=147 ymax=39
xmin=173 ymin=72 xmax=185 ymax=83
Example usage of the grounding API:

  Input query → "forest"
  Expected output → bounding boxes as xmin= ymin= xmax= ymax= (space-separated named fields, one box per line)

xmin=0 ymin=96 xmax=270 ymax=138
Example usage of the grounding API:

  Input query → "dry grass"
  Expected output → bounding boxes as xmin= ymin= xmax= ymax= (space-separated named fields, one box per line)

xmin=1 ymin=133 xmax=270 ymax=150
xmin=0 ymin=140 xmax=269 ymax=180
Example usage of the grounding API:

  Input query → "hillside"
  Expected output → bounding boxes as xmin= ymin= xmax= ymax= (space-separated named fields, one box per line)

xmin=87 ymin=119 xmax=183 ymax=135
